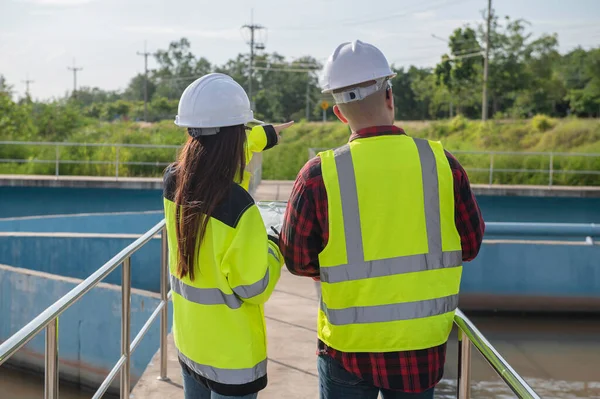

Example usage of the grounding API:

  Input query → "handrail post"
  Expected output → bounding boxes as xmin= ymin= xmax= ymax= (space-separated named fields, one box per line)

xmin=44 ymin=318 xmax=59 ymax=399
xmin=489 ymin=153 xmax=494 ymax=185
xmin=55 ymin=145 xmax=59 ymax=178
xmin=121 ymin=257 xmax=131 ymax=398
xmin=116 ymin=146 xmax=120 ymax=180
xmin=549 ymin=153 xmax=554 ymax=186
xmin=158 ymin=226 xmax=169 ymax=381
xmin=457 ymin=329 xmax=471 ymax=399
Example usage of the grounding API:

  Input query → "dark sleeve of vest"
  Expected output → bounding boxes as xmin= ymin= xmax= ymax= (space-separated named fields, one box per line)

xmin=262 ymin=124 xmax=279 ymax=150
xmin=163 ymin=163 xmax=177 ymax=201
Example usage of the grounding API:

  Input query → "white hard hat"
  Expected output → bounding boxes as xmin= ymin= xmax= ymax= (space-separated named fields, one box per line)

xmin=174 ymin=73 xmax=263 ymax=135
xmin=320 ymin=40 xmax=396 ymax=104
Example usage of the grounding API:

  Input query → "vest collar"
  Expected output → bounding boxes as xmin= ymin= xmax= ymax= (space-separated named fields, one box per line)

xmin=349 ymin=125 xmax=406 ymax=142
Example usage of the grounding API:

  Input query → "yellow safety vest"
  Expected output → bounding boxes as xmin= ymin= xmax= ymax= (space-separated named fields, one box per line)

xmin=163 ymin=125 xmax=283 ymax=386
xmin=317 ymin=135 xmax=462 ymax=352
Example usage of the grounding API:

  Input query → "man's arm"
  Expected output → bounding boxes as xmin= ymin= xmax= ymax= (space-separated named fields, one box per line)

xmin=279 ymin=157 xmax=327 ymax=278
xmin=445 ymin=150 xmax=485 ymax=261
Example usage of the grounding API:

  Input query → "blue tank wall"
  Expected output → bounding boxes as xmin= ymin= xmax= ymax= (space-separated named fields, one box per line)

xmin=0 ymin=235 xmax=162 ymax=292
xmin=2 ymin=186 xmax=600 ymax=223
xmin=0 ymin=212 xmax=164 ymax=234
xmin=462 ymin=243 xmax=600 ymax=297
xmin=475 ymin=195 xmax=600 ymax=223
xmin=0 ymin=264 xmax=173 ymax=392
xmin=0 ymin=187 xmax=162 ymax=219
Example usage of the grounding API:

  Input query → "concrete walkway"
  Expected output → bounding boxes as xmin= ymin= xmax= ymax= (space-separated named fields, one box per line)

xmin=253 ymin=180 xmax=294 ymax=201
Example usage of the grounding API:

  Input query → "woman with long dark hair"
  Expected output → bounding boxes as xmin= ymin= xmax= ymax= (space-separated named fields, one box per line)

xmin=163 ymin=73 xmax=293 ymax=398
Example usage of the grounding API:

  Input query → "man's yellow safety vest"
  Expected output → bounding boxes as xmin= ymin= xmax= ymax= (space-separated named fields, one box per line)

xmin=317 ymin=135 xmax=463 ymax=352
xmin=163 ymin=125 xmax=283 ymax=388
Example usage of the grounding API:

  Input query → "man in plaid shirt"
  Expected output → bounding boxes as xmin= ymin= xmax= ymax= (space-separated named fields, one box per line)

xmin=279 ymin=40 xmax=484 ymax=399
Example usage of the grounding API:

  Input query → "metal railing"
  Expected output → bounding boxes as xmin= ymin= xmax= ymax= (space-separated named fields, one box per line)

xmin=308 ymin=147 xmax=600 ymax=186
xmin=0 ymin=219 xmax=556 ymax=399
xmin=0 ymin=141 xmax=181 ymax=179
xmin=0 ymin=220 xmax=170 ymax=399
xmin=0 ymin=141 xmax=264 ymax=194
xmin=454 ymin=309 xmax=540 ymax=398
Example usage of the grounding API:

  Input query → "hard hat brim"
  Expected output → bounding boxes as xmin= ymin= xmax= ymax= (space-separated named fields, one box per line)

xmin=247 ymin=118 xmax=265 ymax=126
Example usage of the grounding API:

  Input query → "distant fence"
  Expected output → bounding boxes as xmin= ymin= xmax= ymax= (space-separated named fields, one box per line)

xmin=0 ymin=141 xmax=263 ymax=193
xmin=1 ymin=141 xmax=598 ymax=187
xmin=308 ymin=148 xmax=600 ymax=186
xmin=0 ymin=141 xmax=178 ymax=178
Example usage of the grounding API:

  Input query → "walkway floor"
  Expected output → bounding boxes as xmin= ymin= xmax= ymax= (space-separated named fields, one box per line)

xmin=253 ymin=180 xmax=294 ymax=201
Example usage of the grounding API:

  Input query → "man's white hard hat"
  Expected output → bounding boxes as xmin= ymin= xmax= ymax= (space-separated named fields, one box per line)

xmin=320 ymin=40 xmax=396 ymax=104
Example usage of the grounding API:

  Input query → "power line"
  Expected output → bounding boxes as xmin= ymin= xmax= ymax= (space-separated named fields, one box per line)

xmin=253 ymin=66 xmax=320 ymax=73
xmin=273 ymin=0 xmax=474 ymax=31
xmin=137 ymin=40 xmax=152 ymax=122
xmin=241 ymin=9 xmax=265 ymax=109
xmin=67 ymin=58 xmax=83 ymax=98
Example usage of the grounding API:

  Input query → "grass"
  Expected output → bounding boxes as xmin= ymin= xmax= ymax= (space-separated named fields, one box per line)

xmin=1 ymin=117 xmax=599 ymax=186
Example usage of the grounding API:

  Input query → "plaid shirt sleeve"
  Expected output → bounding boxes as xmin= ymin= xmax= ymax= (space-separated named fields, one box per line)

xmin=280 ymin=156 xmax=327 ymax=278
xmin=445 ymin=150 xmax=485 ymax=262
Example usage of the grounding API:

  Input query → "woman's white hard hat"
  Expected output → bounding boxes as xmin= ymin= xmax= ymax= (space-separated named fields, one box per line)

xmin=174 ymin=73 xmax=263 ymax=135
xmin=319 ymin=40 xmax=396 ymax=104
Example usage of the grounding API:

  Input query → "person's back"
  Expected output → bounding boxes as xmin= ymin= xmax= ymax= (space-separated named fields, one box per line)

xmin=164 ymin=73 xmax=293 ymax=399
xmin=280 ymin=40 xmax=485 ymax=399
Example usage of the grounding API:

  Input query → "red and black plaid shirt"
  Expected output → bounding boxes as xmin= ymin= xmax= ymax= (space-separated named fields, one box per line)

xmin=279 ymin=125 xmax=485 ymax=393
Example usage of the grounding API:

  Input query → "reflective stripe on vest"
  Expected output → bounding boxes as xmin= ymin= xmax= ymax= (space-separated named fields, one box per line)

xmin=178 ymin=349 xmax=267 ymax=384
xmin=170 ymin=268 xmax=270 ymax=309
xmin=319 ymin=138 xmax=461 ymax=325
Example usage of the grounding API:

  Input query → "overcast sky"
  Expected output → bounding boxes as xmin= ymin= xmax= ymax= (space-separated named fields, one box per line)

xmin=1 ymin=0 xmax=599 ymax=100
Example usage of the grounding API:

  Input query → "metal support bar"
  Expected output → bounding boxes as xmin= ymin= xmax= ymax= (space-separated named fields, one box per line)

xmin=92 ymin=355 xmax=126 ymax=399
xmin=488 ymin=153 xmax=494 ymax=185
xmin=44 ymin=318 xmax=59 ymax=399
xmin=457 ymin=329 xmax=472 ymax=399
xmin=54 ymin=145 xmax=59 ymax=178
xmin=549 ymin=153 xmax=554 ymax=186
xmin=121 ymin=257 xmax=131 ymax=398
xmin=116 ymin=146 xmax=120 ymax=179
xmin=158 ymin=227 xmax=169 ymax=381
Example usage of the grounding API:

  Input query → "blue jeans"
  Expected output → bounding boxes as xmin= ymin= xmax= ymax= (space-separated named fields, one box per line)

xmin=181 ymin=366 xmax=258 ymax=399
xmin=318 ymin=355 xmax=435 ymax=399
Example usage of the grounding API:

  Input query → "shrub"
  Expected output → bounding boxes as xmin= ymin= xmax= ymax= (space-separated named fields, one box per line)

xmin=531 ymin=114 xmax=555 ymax=133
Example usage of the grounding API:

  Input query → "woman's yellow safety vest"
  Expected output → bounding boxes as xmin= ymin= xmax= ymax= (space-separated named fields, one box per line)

xmin=317 ymin=135 xmax=462 ymax=352
xmin=163 ymin=125 xmax=283 ymax=387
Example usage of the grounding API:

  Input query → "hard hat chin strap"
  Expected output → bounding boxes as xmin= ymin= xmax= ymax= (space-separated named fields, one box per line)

xmin=332 ymin=78 xmax=392 ymax=104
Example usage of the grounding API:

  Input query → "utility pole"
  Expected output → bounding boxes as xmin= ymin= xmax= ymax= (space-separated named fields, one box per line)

xmin=22 ymin=75 xmax=34 ymax=98
xmin=137 ymin=41 xmax=151 ymax=122
xmin=67 ymin=59 xmax=83 ymax=98
xmin=242 ymin=9 xmax=265 ymax=109
xmin=482 ymin=0 xmax=492 ymax=121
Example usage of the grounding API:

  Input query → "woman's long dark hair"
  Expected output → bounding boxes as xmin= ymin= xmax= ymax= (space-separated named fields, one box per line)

xmin=174 ymin=125 xmax=247 ymax=281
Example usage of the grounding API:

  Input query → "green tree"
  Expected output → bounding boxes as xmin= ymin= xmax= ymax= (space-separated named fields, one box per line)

xmin=153 ymin=38 xmax=212 ymax=99
xmin=560 ymin=48 xmax=600 ymax=116
xmin=123 ymin=74 xmax=157 ymax=102
xmin=0 ymin=75 xmax=14 ymax=99
xmin=434 ymin=27 xmax=482 ymax=117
